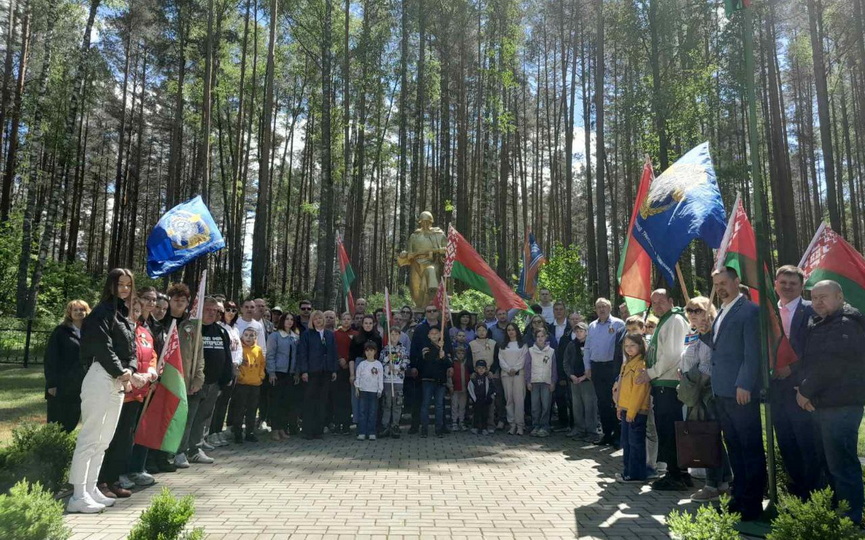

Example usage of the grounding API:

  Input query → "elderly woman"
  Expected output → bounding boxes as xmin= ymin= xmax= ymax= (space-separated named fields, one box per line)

xmin=297 ymin=310 xmax=338 ymax=439
xmin=679 ymin=295 xmax=732 ymax=502
xmin=44 ymin=299 xmax=91 ymax=432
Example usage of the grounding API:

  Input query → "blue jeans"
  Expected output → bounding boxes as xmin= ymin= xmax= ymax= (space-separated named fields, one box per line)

xmin=530 ymin=383 xmax=552 ymax=431
xmin=358 ymin=391 xmax=379 ymax=436
xmin=421 ymin=381 xmax=446 ymax=431
xmin=814 ymin=406 xmax=864 ymax=524
xmin=771 ymin=378 xmax=823 ymax=499
xmin=620 ymin=413 xmax=648 ymax=480
xmin=351 ymin=387 xmax=360 ymax=424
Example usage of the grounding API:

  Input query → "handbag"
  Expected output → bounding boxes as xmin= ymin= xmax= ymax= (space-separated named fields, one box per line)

xmin=675 ymin=415 xmax=722 ymax=469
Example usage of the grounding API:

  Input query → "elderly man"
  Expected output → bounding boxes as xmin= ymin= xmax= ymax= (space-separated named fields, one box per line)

xmin=797 ymin=280 xmax=865 ymax=524
xmin=771 ymin=265 xmax=821 ymax=500
xmin=254 ymin=298 xmax=274 ymax=336
xmin=355 ymin=297 xmax=368 ymax=315
xmin=710 ymin=267 xmax=765 ymax=521
xmin=482 ymin=305 xmax=497 ymax=328
xmin=635 ymin=289 xmax=691 ymax=490
xmin=584 ymin=298 xmax=625 ymax=447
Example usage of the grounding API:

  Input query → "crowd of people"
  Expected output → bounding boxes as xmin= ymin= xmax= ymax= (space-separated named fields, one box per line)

xmin=43 ymin=267 xmax=865 ymax=526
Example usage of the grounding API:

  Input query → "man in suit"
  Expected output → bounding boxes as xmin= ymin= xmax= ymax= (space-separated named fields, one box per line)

xmin=710 ymin=267 xmax=766 ymax=521
xmin=772 ymin=265 xmax=822 ymax=500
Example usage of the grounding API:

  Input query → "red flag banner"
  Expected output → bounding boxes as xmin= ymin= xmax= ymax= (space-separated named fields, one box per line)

xmin=799 ymin=223 xmax=865 ymax=312
xmin=617 ymin=158 xmax=654 ymax=315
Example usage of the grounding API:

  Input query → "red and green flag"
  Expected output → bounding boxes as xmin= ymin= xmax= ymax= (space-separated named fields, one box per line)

xmin=444 ymin=225 xmax=529 ymax=312
xmin=617 ymin=158 xmax=654 ymax=315
xmin=337 ymin=232 xmax=356 ymax=313
xmin=799 ymin=223 xmax=865 ymax=313
xmin=715 ymin=195 xmax=796 ymax=371
xmin=724 ymin=0 xmax=751 ymax=17
xmin=134 ymin=320 xmax=188 ymax=452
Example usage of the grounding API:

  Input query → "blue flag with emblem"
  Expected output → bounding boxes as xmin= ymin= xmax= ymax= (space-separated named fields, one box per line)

xmin=517 ymin=232 xmax=546 ymax=300
xmin=146 ymin=196 xmax=226 ymax=277
xmin=633 ymin=142 xmax=726 ymax=286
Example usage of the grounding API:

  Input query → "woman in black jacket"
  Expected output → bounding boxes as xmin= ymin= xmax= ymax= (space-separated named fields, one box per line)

xmin=348 ymin=315 xmax=383 ymax=428
xmin=67 ymin=268 xmax=143 ymax=514
xmin=44 ymin=300 xmax=91 ymax=432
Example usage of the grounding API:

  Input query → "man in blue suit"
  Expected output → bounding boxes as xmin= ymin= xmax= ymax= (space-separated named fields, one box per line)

xmin=710 ymin=267 xmax=766 ymax=521
xmin=771 ymin=265 xmax=822 ymax=500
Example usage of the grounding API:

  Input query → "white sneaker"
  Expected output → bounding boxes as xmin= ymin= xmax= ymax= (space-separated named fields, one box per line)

xmin=482 ymin=429 xmax=490 ymax=436
xmin=537 ymin=429 xmax=550 ymax=438
xmin=451 ymin=423 xmax=459 ymax=432
xmin=369 ymin=435 xmax=377 ymax=441
xmin=217 ymin=431 xmax=233 ymax=446
xmin=259 ymin=421 xmax=271 ymax=432
xmin=67 ymin=494 xmax=105 ymax=514
xmin=496 ymin=421 xmax=505 ymax=430
xmin=190 ymin=449 xmax=214 ymax=464
xmin=200 ymin=439 xmax=215 ymax=451
xmin=117 ymin=475 xmax=135 ymax=490
xmin=357 ymin=434 xmax=366 ymax=441
xmin=690 ymin=486 xmax=721 ymax=501
xmin=174 ymin=453 xmax=190 ymax=468
xmin=128 ymin=472 xmax=156 ymax=486
xmin=508 ymin=426 xmax=517 ymax=435
xmin=89 ymin=488 xmax=116 ymax=507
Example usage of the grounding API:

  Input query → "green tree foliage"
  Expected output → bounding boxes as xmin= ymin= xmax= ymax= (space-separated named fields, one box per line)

xmin=538 ymin=243 xmax=590 ymax=314
xmin=0 ymin=481 xmax=70 ymax=540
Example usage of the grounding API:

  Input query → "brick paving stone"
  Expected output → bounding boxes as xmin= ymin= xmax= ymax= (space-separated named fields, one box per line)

xmin=62 ymin=430 xmax=707 ymax=538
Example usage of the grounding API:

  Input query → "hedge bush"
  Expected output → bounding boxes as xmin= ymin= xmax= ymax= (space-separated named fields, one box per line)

xmin=767 ymin=487 xmax=862 ymax=539
xmin=128 ymin=487 xmax=205 ymax=540
xmin=667 ymin=495 xmax=740 ymax=540
xmin=0 ymin=480 xmax=70 ymax=540
xmin=0 ymin=422 xmax=77 ymax=494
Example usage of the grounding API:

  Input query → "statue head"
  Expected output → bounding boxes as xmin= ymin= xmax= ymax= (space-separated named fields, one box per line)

xmin=418 ymin=211 xmax=434 ymax=227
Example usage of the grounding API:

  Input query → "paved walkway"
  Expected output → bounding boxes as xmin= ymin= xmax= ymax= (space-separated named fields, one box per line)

xmin=65 ymin=432 xmax=697 ymax=539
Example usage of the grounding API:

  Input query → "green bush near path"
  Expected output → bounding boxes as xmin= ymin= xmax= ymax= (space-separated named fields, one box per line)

xmin=0 ymin=481 xmax=70 ymax=540
xmin=128 ymin=487 xmax=205 ymax=540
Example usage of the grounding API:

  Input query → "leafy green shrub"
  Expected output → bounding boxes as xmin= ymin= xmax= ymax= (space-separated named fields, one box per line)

xmin=667 ymin=495 xmax=740 ymax=540
xmin=0 ymin=422 xmax=77 ymax=494
xmin=0 ymin=481 xmax=70 ymax=540
xmin=128 ymin=487 xmax=205 ymax=540
xmin=767 ymin=487 xmax=862 ymax=539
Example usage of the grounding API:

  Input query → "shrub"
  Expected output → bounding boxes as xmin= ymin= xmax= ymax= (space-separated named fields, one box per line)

xmin=667 ymin=495 xmax=740 ymax=540
xmin=0 ymin=422 xmax=77 ymax=494
xmin=128 ymin=487 xmax=205 ymax=540
xmin=767 ymin=487 xmax=862 ymax=539
xmin=0 ymin=480 xmax=70 ymax=540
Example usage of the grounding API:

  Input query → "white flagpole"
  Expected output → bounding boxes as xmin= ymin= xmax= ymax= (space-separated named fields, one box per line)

xmin=797 ymin=221 xmax=827 ymax=271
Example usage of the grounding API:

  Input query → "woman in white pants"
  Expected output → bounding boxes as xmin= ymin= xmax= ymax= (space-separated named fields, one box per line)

xmin=498 ymin=323 xmax=527 ymax=435
xmin=67 ymin=268 xmax=143 ymax=514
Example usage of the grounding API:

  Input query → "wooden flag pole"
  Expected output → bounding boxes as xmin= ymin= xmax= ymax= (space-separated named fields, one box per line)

xmin=675 ymin=264 xmax=691 ymax=303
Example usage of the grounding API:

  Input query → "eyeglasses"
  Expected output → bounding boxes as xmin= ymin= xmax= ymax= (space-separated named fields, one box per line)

xmin=685 ymin=308 xmax=705 ymax=314
xmin=226 ymin=307 xmax=238 ymax=313
xmin=300 ymin=306 xmax=312 ymax=311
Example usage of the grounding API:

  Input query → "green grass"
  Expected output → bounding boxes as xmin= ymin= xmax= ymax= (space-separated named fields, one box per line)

xmin=0 ymin=365 xmax=46 ymax=445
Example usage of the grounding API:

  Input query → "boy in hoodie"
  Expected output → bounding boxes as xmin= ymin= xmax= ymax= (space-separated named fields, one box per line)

xmin=233 ymin=327 xmax=266 ymax=443
xmin=449 ymin=346 xmax=470 ymax=431
xmin=418 ymin=327 xmax=452 ymax=438
xmin=468 ymin=360 xmax=496 ymax=434
xmin=525 ymin=329 xmax=557 ymax=437
xmin=380 ymin=327 xmax=410 ymax=438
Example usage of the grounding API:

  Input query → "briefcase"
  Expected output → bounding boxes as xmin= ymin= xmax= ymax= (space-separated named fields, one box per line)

xmin=675 ymin=420 xmax=722 ymax=469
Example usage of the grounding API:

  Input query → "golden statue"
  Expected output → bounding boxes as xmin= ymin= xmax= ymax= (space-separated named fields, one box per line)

xmin=398 ymin=211 xmax=447 ymax=309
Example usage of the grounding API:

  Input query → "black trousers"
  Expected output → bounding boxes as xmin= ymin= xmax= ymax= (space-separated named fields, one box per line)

xmin=100 ymin=400 xmax=143 ymax=484
xmin=407 ymin=378 xmax=422 ymax=429
xmin=716 ymin=396 xmax=767 ymax=517
xmin=332 ymin=368 xmax=352 ymax=429
xmin=209 ymin=380 xmax=235 ymax=434
xmin=231 ymin=384 xmax=260 ymax=435
xmin=652 ymin=385 xmax=684 ymax=478
xmin=47 ymin=395 xmax=81 ymax=433
xmin=473 ymin=401 xmax=490 ymax=430
xmin=303 ymin=372 xmax=331 ymax=436
xmin=552 ymin=381 xmax=572 ymax=428
xmin=270 ymin=372 xmax=302 ymax=433
xmin=771 ymin=377 xmax=824 ymax=499
xmin=257 ymin=376 xmax=272 ymax=425
xmin=591 ymin=360 xmax=621 ymax=439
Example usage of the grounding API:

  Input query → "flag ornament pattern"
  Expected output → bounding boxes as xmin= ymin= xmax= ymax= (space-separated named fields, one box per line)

xmin=444 ymin=226 xmax=528 ymax=312
xmin=714 ymin=196 xmax=795 ymax=371
xmin=634 ymin=142 xmax=727 ymax=286
xmin=799 ymin=223 xmax=865 ymax=313
xmin=517 ymin=232 xmax=547 ymax=300
xmin=133 ymin=321 xmax=188 ymax=452
xmin=617 ymin=159 xmax=654 ymax=315
xmin=146 ymin=196 xmax=225 ymax=277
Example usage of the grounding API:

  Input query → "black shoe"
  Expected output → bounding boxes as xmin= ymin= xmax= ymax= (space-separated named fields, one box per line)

xmin=288 ymin=426 xmax=299 ymax=436
xmin=651 ymin=475 xmax=689 ymax=491
xmin=611 ymin=441 xmax=621 ymax=451
xmin=593 ymin=436 xmax=613 ymax=446
xmin=420 ymin=427 xmax=428 ymax=438
xmin=245 ymin=433 xmax=259 ymax=442
xmin=234 ymin=431 xmax=244 ymax=444
xmin=437 ymin=431 xmax=444 ymax=438
xmin=314 ymin=434 xmax=323 ymax=439
xmin=390 ymin=425 xmax=401 ymax=439
xmin=442 ymin=425 xmax=451 ymax=434
xmin=158 ymin=460 xmax=178 ymax=473
xmin=408 ymin=427 xmax=419 ymax=435
xmin=302 ymin=433 xmax=314 ymax=440
xmin=681 ymin=473 xmax=694 ymax=488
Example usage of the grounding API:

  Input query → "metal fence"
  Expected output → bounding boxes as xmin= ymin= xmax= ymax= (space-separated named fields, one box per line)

xmin=0 ymin=320 xmax=52 ymax=366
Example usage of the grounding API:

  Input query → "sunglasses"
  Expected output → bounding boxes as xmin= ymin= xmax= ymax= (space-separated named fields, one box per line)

xmin=226 ymin=308 xmax=238 ymax=313
xmin=300 ymin=306 xmax=312 ymax=311
xmin=685 ymin=308 xmax=705 ymax=314
xmin=426 ymin=309 xmax=438 ymax=313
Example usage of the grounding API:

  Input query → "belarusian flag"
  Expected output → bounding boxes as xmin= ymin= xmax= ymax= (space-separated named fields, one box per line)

xmin=715 ymin=195 xmax=796 ymax=371
xmin=799 ymin=223 xmax=865 ymax=312
xmin=444 ymin=225 xmax=528 ymax=312
xmin=134 ymin=320 xmax=188 ymax=452
xmin=337 ymin=232 xmax=356 ymax=313
xmin=617 ymin=158 xmax=654 ymax=315
xmin=724 ymin=0 xmax=750 ymax=17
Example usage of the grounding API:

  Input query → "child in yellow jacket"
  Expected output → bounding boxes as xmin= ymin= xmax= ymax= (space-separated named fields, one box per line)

xmin=616 ymin=333 xmax=651 ymax=482
xmin=233 ymin=327 xmax=266 ymax=443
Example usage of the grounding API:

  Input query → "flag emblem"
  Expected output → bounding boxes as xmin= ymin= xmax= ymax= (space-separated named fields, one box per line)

xmin=166 ymin=211 xmax=212 ymax=250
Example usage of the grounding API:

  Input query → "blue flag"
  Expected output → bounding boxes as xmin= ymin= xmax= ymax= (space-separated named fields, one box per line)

xmin=633 ymin=142 xmax=726 ymax=285
xmin=146 ymin=196 xmax=225 ymax=277
xmin=517 ymin=232 xmax=546 ymax=299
